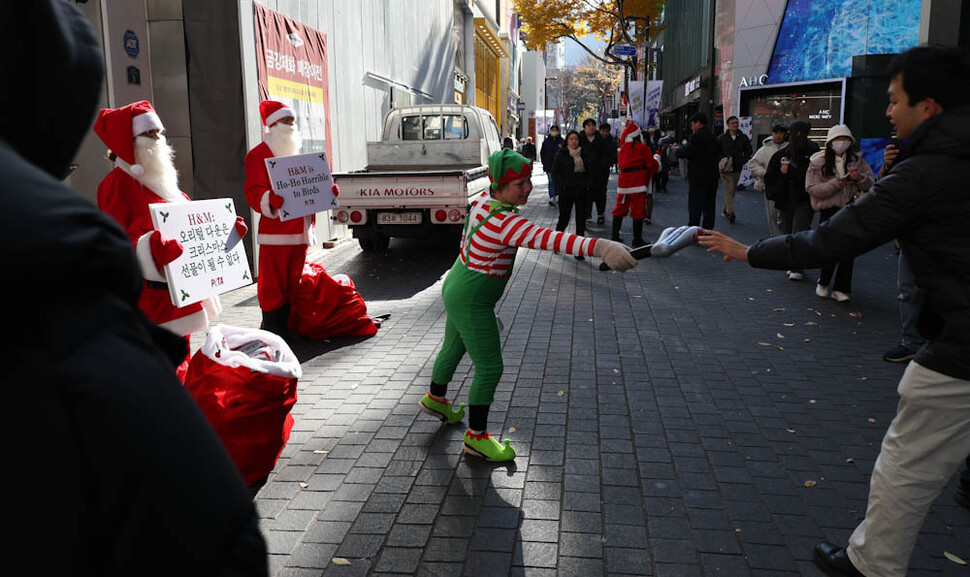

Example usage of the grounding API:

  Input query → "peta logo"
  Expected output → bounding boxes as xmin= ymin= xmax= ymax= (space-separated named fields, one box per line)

xmin=287 ymin=33 xmax=304 ymax=48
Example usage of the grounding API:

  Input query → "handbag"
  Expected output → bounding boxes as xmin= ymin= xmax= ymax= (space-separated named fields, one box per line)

xmin=718 ymin=156 xmax=734 ymax=174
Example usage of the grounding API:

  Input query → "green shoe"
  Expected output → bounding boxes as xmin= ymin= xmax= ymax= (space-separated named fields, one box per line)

xmin=463 ymin=430 xmax=516 ymax=462
xmin=419 ymin=393 xmax=465 ymax=424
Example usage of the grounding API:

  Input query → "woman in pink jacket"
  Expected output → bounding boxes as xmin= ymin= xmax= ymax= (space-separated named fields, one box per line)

xmin=806 ymin=124 xmax=874 ymax=302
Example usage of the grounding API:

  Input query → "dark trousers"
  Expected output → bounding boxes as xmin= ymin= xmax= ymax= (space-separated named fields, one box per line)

xmin=688 ymin=185 xmax=717 ymax=229
xmin=654 ymin=170 xmax=669 ymax=192
xmin=780 ymin=201 xmax=814 ymax=274
xmin=557 ymin=190 xmax=588 ymax=236
xmin=817 ymin=207 xmax=854 ymax=292
xmin=588 ymin=174 xmax=608 ymax=218
xmin=961 ymin=455 xmax=970 ymax=489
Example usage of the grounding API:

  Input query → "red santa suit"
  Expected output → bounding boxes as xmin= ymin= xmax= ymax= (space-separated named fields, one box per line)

xmin=244 ymin=101 xmax=316 ymax=313
xmin=613 ymin=123 xmax=660 ymax=220
xmin=94 ymin=101 xmax=219 ymax=380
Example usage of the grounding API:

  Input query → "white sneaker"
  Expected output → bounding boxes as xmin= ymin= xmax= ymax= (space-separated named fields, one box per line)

xmin=831 ymin=291 xmax=851 ymax=303
xmin=787 ymin=271 xmax=803 ymax=281
xmin=816 ymin=283 xmax=829 ymax=298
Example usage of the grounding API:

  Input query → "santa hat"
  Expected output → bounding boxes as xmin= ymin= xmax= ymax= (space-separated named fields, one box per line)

xmin=93 ymin=100 xmax=163 ymax=176
xmin=260 ymin=100 xmax=295 ymax=128
xmin=621 ymin=122 xmax=642 ymax=143
xmin=488 ymin=148 xmax=532 ymax=190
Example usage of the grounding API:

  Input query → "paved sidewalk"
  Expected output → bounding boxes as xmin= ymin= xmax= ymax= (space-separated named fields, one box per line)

xmin=202 ymin=173 xmax=970 ymax=576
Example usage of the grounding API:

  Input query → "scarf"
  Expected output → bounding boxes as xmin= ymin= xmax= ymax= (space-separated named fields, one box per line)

xmin=568 ymin=146 xmax=585 ymax=173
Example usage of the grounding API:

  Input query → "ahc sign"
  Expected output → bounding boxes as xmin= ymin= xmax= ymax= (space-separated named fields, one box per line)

xmin=739 ymin=74 xmax=769 ymax=88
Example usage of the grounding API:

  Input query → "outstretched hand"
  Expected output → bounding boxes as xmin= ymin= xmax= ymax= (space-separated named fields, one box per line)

xmin=697 ymin=229 xmax=749 ymax=263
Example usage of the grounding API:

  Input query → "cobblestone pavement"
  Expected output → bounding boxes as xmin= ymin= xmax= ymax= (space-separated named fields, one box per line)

xmin=198 ymin=172 xmax=970 ymax=576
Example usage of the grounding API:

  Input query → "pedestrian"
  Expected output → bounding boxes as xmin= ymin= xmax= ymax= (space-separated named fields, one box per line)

xmin=244 ymin=101 xmax=340 ymax=340
xmin=612 ymin=122 xmax=659 ymax=246
xmin=552 ymin=130 xmax=593 ymax=256
xmin=420 ymin=149 xmax=636 ymax=461
xmin=94 ymin=101 xmax=239 ymax=382
xmin=748 ymin=124 xmax=788 ymax=237
xmin=716 ymin=116 xmax=753 ymax=224
xmin=599 ymin=122 xmax=618 ymax=173
xmin=580 ymin=118 xmax=608 ymax=225
xmin=3 ymin=1 xmax=268 ymax=573
xmin=502 ymin=136 xmax=514 ymax=150
xmin=699 ymin=45 xmax=970 ymax=577
xmin=654 ymin=130 xmax=674 ymax=193
xmin=673 ymin=112 xmax=720 ymax=229
xmin=878 ymin=139 xmax=925 ymax=363
xmin=540 ymin=124 xmax=564 ymax=206
xmin=806 ymin=124 xmax=874 ymax=303
xmin=764 ymin=120 xmax=818 ymax=281
xmin=521 ymin=136 xmax=537 ymax=162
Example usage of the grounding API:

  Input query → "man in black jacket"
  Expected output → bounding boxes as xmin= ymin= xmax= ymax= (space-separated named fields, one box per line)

xmin=717 ymin=116 xmax=753 ymax=223
xmin=580 ymin=118 xmax=608 ymax=224
xmin=674 ymin=112 xmax=720 ymax=229
xmin=1 ymin=2 xmax=267 ymax=575
xmin=540 ymin=125 xmax=564 ymax=205
xmin=764 ymin=120 xmax=818 ymax=280
xmin=699 ymin=45 xmax=970 ymax=577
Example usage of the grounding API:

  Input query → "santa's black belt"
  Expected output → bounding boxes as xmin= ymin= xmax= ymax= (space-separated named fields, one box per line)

xmin=146 ymin=280 xmax=168 ymax=290
xmin=619 ymin=167 xmax=646 ymax=173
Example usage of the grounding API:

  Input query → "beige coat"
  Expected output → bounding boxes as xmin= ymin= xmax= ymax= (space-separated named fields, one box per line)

xmin=805 ymin=151 xmax=874 ymax=211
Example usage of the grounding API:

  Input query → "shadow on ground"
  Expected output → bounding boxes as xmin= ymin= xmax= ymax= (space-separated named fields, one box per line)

xmin=339 ymin=235 xmax=459 ymax=301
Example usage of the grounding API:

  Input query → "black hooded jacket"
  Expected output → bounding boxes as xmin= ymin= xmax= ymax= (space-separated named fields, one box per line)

xmin=0 ymin=2 xmax=266 ymax=575
xmin=748 ymin=106 xmax=970 ymax=380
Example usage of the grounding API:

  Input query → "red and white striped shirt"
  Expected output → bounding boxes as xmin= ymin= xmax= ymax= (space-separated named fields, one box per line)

xmin=459 ymin=192 xmax=598 ymax=276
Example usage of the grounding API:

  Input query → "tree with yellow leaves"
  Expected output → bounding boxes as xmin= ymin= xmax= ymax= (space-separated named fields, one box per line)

xmin=556 ymin=55 xmax=623 ymax=127
xmin=514 ymin=0 xmax=665 ymax=72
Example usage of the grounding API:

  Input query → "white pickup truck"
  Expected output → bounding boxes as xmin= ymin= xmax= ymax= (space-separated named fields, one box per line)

xmin=332 ymin=105 xmax=503 ymax=252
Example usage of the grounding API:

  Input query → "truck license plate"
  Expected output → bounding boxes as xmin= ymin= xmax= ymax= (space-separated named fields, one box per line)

xmin=377 ymin=212 xmax=422 ymax=224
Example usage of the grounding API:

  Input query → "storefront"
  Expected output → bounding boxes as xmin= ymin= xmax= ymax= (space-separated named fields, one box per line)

xmin=739 ymin=78 xmax=845 ymax=146
xmin=474 ymin=15 xmax=507 ymax=126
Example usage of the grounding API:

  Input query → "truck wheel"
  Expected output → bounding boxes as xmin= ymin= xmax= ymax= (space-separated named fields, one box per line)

xmin=374 ymin=235 xmax=390 ymax=253
xmin=358 ymin=238 xmax=375 ymax=252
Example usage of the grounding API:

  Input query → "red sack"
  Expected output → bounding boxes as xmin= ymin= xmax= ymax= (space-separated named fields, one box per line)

xmin=184 ymin=325 xmax=301 ymax=486
xmin=288 ymin=262 xmax=378 ymax=339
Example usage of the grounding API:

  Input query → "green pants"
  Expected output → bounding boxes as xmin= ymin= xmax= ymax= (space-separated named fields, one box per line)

xmin=431 ymin=259 xmax=510 ymax=406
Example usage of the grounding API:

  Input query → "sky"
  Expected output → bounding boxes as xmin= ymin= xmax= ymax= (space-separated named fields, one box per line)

xmin=564 ymin=36 xmax=607 ymax=65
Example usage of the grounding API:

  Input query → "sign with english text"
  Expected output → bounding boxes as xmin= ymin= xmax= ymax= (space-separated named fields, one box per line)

xmin=265 ymin=151 xmax=337 ymax=221
xmin=149 ymin=199 xmax=253 ymax=308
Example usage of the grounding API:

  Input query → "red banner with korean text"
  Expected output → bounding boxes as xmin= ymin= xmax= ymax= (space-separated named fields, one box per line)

xmin=253 ymin=4 xmax=333 ymax=166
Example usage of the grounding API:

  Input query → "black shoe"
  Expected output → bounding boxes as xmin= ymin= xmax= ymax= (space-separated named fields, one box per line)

xmin=728 ymin=213 xmax=736 ymax=224
xmin=597 ymin=216 xmax=605 ymax=225
xmin=574 ymin=255 xmax=585 ymax=261
xmin=883 ymin=344 xmax=917 ymax=363
xmin=814 ymin=542 xmax=864 ymax=577
xmin=956 ymin=486 xmax=970 ymax=510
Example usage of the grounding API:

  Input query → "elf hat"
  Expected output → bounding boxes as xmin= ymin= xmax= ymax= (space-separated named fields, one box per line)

xmin=488 ymin=148 xmax=532 ymax=190
xmin=621 ymin=122 xmax=642 ymax=143
xmin=260 ymin=100 xmax=295 ymax=128
xmin=93 ymin=100 xmax=163 ymax=176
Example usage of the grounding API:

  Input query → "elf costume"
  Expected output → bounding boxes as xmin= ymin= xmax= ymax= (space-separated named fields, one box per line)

xmin=612 ymin=122 xmax=660 ymax=246
xmin=421 ymin=149 xmax=635 ymax=461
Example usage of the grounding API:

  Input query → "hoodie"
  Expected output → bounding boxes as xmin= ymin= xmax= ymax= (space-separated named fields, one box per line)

xmin=0 ymin=2 xmax=267 ymax=574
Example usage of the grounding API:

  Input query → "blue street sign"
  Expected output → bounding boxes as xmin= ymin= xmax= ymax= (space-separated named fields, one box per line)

xmin=124 ymin=29 xmax=139 ymax=58
xmin=611 ymin=44 xmax=637 ymax=57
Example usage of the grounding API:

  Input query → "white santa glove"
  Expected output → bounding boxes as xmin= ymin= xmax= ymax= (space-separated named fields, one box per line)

xmin=593 ymin=239 xmax=637 ymax=272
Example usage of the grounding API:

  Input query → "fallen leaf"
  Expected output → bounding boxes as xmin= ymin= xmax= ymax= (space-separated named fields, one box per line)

xmin=332 ymin=558 xmax=352 ymax=566
xmin=944 ymin=552 xmax=967 ymax=566
xmin=313 ymin=450 xmax=330 ymax=454
xmin=773 ymin=307 xmax=786 ymax=312
xmin=804 ymin=480 xmax=817 ymax=488
xmin=776 ymin=333 xmax=785 ymax=339
xmin=758 ymin=342 xmax=772 ymax=346
xmin=849 ymin=311 xmax=863 ymax=319
xmin=508 ymin=427 xmax=516 ymax=433
xmin=846 ymin=458 xmax=854 ymax=463
xmin=868 ymin=418 xmax=876 ymax=423
xmin=613 ymin=369 xmax=620 ymax=374
xmin=775 ymin=346 xmax=785 ymax=351
xmin=783 ymin=322 xmax=795 ymax=327
xmin=806 ymin=321 xmax=817 ymax=326
xmin=735 ymin=528 xmax=743 ymax=533
xmin=299 ymin=482 xmax=309 ymax=488
xmin=809 ymin=399 xmax=817 ymax=404
xmin=804 ymin=338 xmax=812 ymax=343
xmin=557 ymin=391 xmax=565 ymax=397
xmin=786 ymin=428 xmax=796 ymax=434
xmin=860 ymin=376 xmax=868 ymax=381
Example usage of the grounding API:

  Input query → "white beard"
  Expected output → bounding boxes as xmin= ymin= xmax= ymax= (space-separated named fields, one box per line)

xmin=264 ymin=123 xmax=302 ymax=157
xmin=134 ymin=135 xmax=183 ymax=202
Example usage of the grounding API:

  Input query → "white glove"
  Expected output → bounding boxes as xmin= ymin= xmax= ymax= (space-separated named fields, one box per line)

xmin=593 ymin=239 xmax=637 ymax=272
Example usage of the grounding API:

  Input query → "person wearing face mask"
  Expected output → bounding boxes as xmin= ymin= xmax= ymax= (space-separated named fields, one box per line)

xmin=806 ymin=124 xmax=874 ymax=302
xmin=95 ymin=101 xmax=242 ymax=381
xmin=552 ymin=130 xmax=593 ymax=257
xmin=244 ymin=101 xmax=340 ymax=340
xmin=419 ymin=149 xmax=635 ymax=462
xmin=540 ymin=125 xmax=564 ymax=205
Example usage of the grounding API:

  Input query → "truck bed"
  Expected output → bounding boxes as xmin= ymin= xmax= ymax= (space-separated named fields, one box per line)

xmin=333 ymin=167 xmax=489 ymax=209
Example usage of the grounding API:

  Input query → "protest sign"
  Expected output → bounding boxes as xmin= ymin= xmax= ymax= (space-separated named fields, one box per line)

xmin=265 ymin=151 xmax=337 ymax=221
xmin=149 ymin=198 xmax=253 ymax=307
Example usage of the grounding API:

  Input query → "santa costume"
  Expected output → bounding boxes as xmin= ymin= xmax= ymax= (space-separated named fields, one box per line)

xmin=94 ymin=100 xmax=228 ymax=381
xmin=612 ymin=122 xmax=659 ymax=247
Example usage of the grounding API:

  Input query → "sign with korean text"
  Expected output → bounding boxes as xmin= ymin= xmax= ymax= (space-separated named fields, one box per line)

xmin=265 ymin=151 xmax=338 ymax=221
xmin=149 ymin=199 xmax=252 ymax=308
xmin=254 ymin=5 xmax=333 ymax=166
